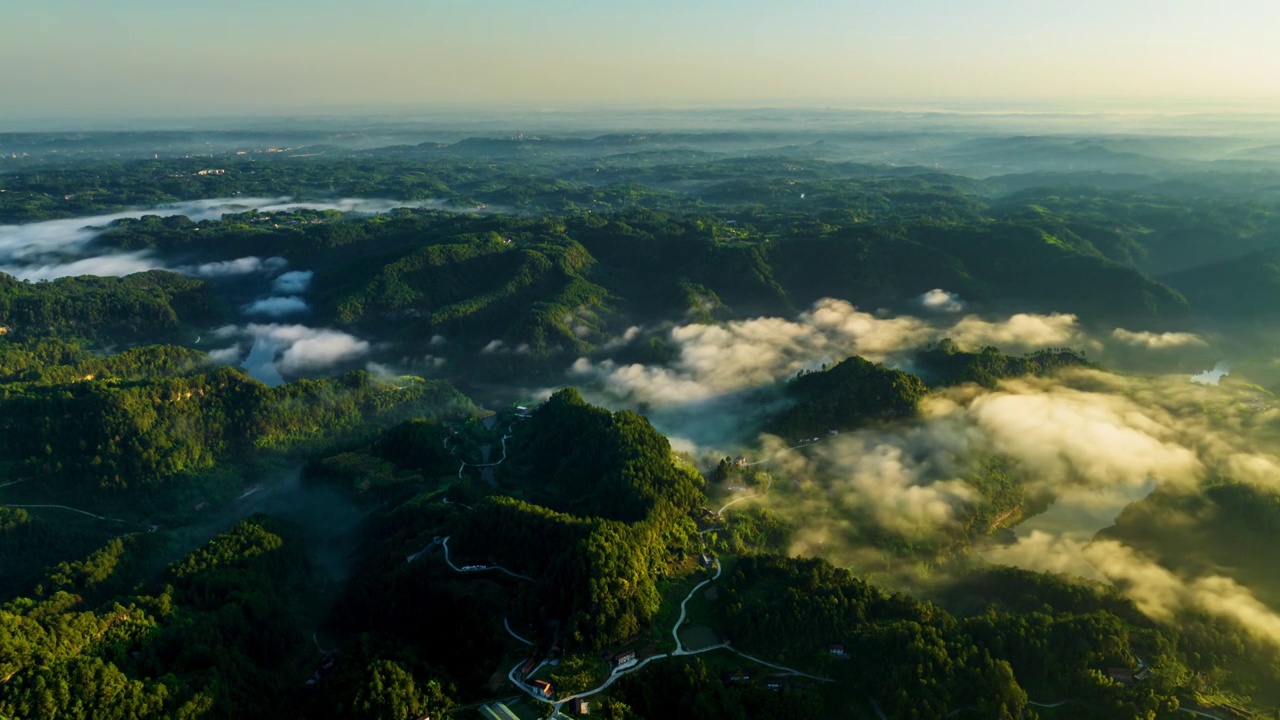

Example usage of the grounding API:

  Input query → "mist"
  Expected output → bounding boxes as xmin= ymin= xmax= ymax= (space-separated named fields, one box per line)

xmin=0 ymin=197 xmax=421 ymax=281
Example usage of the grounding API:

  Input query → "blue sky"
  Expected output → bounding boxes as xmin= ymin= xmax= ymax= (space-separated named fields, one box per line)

xmin=4 ymin=0 xmax=1279 ymax=118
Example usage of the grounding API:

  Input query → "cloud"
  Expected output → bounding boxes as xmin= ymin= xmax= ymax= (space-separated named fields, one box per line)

xmin=205 ymin=345 xmax=243 ymax=364
xmin=992 ymin=533 xmax=1280 ymax=652
xmin=1111 ymin=327 xmax=1208 ymax=349
xmin=272 ymin=270 xmax=314 ymax=293
xmin=947 ymin=312 xmax=1084 ymax=350
xmin=248 ymin=325 xmax=371 ymax=374
xmin=574 ymin=299 xmax=932 ymax=406
xmin=574 ymin=299 xmax=1094 ymax=411
xmin=0 ymin=252 xmax=161 ymax=280
xmin=0 ymin=197 xmax=415 ymax=281
xmin=187 ymin=255 xmax=288 ymax=278
xmin=918 ymin=289 xmax=966 ymax=313
xmin=243 ymin=296 xmax=310 ymax=317
xmin=956 ymin=377 xmax=1204 ymax=491
xmin=216 ymin=324 xmax=371 ymax=375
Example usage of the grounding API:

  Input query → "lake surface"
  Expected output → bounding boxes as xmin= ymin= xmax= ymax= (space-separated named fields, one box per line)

xmin=242 ymin=335 xmax=285 ymax=386
xmin=983 ymin=477 xmax=1157 ymax=580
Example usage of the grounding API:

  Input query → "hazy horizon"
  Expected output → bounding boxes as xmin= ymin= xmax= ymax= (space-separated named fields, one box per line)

xmin=6 ymin=0 xmax=1279 ymax=123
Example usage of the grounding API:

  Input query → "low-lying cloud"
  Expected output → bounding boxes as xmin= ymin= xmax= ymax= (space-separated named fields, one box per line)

xmin=0 ymin=197 xmax=415 ymax=281
xmin=1111 ymin=327 xmax=1208 ymax=349
xmin=572 ymin=298 xmax=1091 ymax=409
xmin=210 ymin=323 xmax=371 ymax=378
xmin=243 ymin=296 xmax=310 ymax=317
xmin=272 ymin=270 xmax=314 ymax=293
xmin=918 ymin=288 xmax=966 ymax=313
xmin=0 ymin=251 xmax=162 ymax=281
xmin=990 ymin=531 xmax=1280 ymax=653
xmin=188 ymin=255 xmax=288 ymax=278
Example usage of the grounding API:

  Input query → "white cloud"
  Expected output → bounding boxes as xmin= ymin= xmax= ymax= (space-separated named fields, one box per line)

xmin=272 ymin=270 xmax=314 ymax=293
xmin=205 ymin=345 xmax=243 ymax=364
xmin=947 ymin=312 xmax=1084 ymax=350
xmin=218 ymin=324 xmax=371 ymax=375
xmin=1111 ymin=327 xmax=1208 ymax=349
xmin=1 ymin=252 xmax=162 ymax=280
xmin=918 ymin=288 xmax=966 ymax=313
xmin=187 ymin=256 xmax=288 ymax=278
xmin=575 ymin=299 xmax=1091 ymax=409
xmin=243 ymin=296 xmax=310 ymax=317
xmin=0 ymin=197 xmax=415 ymax=281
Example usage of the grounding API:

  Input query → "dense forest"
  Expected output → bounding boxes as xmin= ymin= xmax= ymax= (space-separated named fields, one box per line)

xmin=3 ymin=122 xmax=1280 ymax=719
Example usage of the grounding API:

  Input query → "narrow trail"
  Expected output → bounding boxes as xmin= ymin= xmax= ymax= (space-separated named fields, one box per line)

xmin=0 ymin=478 xmax=30 ymax=490
xmin=744 ymin=439 xmax=824 ymax=467
xmin=312 ymin=632 xmax=337 ymax=656
xmin=504 ymin=617 xmax=534 ymax=647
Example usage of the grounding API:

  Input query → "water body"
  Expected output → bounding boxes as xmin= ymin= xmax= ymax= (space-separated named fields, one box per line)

xmin=1191 ymin=360 xmax=1231 ymax=386
xmin=242 ymin=335 xmax=284 ymax=386
xmin=1015 ymin=477 xmax=1156 ymax=541
xmin=984 ymin=477 xmax=1157 ymax=581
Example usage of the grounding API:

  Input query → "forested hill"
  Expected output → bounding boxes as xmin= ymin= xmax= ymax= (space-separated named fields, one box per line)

xmin=69 ymin=203 xmax=1194 ymax=378
xmin=911 ymin=339 xmax=1095 ymax=388
xmin=0 ymin=271 xmax=219 ymax=345
xmin=770 ymin=356 xmax=927 ymax=437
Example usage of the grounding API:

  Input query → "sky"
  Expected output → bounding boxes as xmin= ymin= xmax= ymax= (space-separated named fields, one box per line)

xmin=4 ymin=0 xmax=1280 ymax=118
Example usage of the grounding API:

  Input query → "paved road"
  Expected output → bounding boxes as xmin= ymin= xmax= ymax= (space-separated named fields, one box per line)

xmin=504 ymin=617 xmax=534 ymax=646
xmin=672 ymin=559 xmax=722 ymax=654
xmin=458 ymin=433 xmax=515 ymax=478
xmin=0 ymin=503 xmax=124 ymax=522
xmin=439 ymin=536 xmax=533 ymax=581
xmin=716 ymin=494 xmax=761 ymax=516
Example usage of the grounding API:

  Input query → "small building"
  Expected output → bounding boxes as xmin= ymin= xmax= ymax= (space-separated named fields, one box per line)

xmin=570 ymin=698 xmax=590 ymax=715
xmin=1106 ymin=667 xmax=1135 ymax=684
xmin=733 ymin=456 xmax=747 ymax=468
xmin=765 ymin=680 xmax=786 ymax=691
xmin=531 ymin=679 xmax=554 ymax=698
xmin=614 ymin=650 xmax=637 ymax=668
xmin=727 ymin=671 xmax=751 ymax=684
xmin=699 ymin=553 xmax=715 ymax=569
xmin=521 ymin=658 xmax=537 ymax=676
xmin=828 ymin=644 xmax=847 ymax=657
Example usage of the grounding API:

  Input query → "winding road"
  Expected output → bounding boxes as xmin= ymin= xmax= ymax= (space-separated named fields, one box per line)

xmin=504 ymin=617 xmax=534 ymax=646
xmin=0 ymin=503 xmax=124 ymax=522
xmin=744 ymin=439 xmax=825 ymax=467
xmin=433 ymin=535 xmax=832 ymax=712
xmin=672 ymin=559 xmax=722 ymax=654
xmin=458 ymin=433 xmax=515 ymax=478
xmin=439 ymin=536 xmax=534 ymax=581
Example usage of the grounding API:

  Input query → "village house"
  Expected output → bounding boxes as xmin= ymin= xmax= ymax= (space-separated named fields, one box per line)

xmin=530 ymin=679 xmax=554 ymax=698
xmin=569 ymin=698 xmax=590 ymax=715
xmin=613 ymin=649 xmax=637 ymax=669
